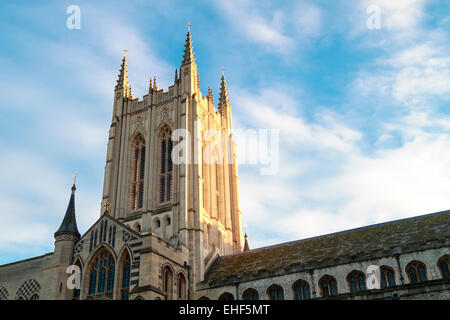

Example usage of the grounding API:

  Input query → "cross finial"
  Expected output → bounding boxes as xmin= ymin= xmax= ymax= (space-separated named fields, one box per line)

xmin=72 ymin=172 xmax=78 ymax=185
xmin=185 ymin=21 xmax=192 ymax=32
xmin=123 ymin=48 xmax=128 ymax=57
xmin=221 ymin=67 xmax=225 ymax=76
xmin=104 ymin=200 xmax=111 ymax=214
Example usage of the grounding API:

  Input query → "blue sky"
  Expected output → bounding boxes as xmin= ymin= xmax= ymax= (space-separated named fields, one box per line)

xmin=1 ymin=0 xmax=450 ymax=265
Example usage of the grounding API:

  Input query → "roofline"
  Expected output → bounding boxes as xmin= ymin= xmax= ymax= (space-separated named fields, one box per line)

xmin=0 ymin=252 xmax=53 ymax=268
xmin=219 ymin=209 xmax=450 ymax=260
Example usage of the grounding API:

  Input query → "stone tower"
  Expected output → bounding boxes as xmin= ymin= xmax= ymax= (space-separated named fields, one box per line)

xmin=100 ymin=31 xmax=243 ymax=286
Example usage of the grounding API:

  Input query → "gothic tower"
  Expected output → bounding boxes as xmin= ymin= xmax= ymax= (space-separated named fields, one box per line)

xmin=100 ymin=31 xmax=243 ymax=288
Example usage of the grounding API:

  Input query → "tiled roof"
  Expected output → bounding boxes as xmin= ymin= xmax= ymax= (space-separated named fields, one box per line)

xmin=204 ymin=210 xmax=450 ymax=287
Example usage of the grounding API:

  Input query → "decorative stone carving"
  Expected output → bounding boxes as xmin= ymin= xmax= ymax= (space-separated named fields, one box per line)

xmin=123 ymin=230 xmax=138 ymax=242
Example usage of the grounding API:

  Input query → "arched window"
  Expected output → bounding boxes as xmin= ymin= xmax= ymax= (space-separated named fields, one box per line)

xmin=267 ymin=285 xmax=284 ymax=300
xmin=218 ymin=292 xmax=234 ymax=300
xmin=438 ymin=256 xmax=450 ymax=279
xmin=406 ymin=261 xmax=427 ymax=284
xmin=160 ymin=127 xmax=173 ymax=203
xmin=132 ymin=135 xmax=146 ymax=210
xmin=319 ymin=275 xmax=338 ymax=297
xmin=347 ymin=270 xmax=366 ymax=293
xmin=380 ymin=266 xmax=396 ymax=289
xmin=293 ymin=280 xmax=311 ymax=300
xmin=29 ymin=294 xmax=39 ymax=300
xmin=163 ymin=266 xmax=173 ymax=300
xmin=87 ymin=248 xmax=115 ymax=299
xmin=73 ymin=260 xmax=82 ymax=299
xmin=121 ymin=252 xmax=131 ymax=300
xmin=177 ymin=273 xmax=186 ymax=300
xmin=242 ymin=288 xmax=259 ymax=300
xmin=198 ymin=296 xmax=210 ymax=300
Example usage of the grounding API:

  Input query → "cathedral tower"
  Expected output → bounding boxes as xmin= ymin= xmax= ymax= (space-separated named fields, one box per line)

xmin=100 ymin=31 xmax=243 ymax=287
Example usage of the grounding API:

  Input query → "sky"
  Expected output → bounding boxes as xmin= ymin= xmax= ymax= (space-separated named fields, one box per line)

xmin=1 ymin=0 xmax=450 ymax=265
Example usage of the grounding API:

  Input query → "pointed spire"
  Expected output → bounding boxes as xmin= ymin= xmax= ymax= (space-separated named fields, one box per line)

xmin=55 ymin=183 xmax=80 ymax=239
xmin=219 ymin=74 xmax=230 ymax=109
xmin=149 ymin=77 xmax=153 ymax=92
xmin=243 ymin=233 xmax=250 ymax=252
xmin=182 ymin=31 xmax=195 ymax=65
xmin=115 ymin=55 xmax=132 ymax=98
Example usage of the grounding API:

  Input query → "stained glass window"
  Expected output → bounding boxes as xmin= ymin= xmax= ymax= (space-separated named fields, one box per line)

xmin=87 ymin=249 xmax=115 ymax=299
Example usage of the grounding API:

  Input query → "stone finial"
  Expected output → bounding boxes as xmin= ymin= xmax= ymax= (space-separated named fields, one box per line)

xmin=243 ymin=233 xmax=250 ymax=252
xmin=218 ymin=74 xmax=230 ymax=112
xmin=115 ymin=55 xmax=132 ymax=98
xmin=153 ymin=76 xmax=158 ymax=91
xmin=182 ymin=31 xmax=195 ymax=65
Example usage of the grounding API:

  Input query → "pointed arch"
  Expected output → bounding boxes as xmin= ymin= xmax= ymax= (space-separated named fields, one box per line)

xmin=86 ymin=246 xmax=116 ymax=299
xmin=347 ymin=270 xmax=366 ymax=293
xmin=162 ymin=264 xmax=174 ymax=300
xmin=242 ymin=288 xmax=259 ymax=300
xmin=438 ymin=255 xmax=450 ymax=279
xmin=319 ymin=275 xmax=338 ymax=297
xmin=117 ymin=247 xmax=132 ymax=300
xmin=406 ymin=260 xmax=428 ymax=284
xmin=159 ymin=125 xmax=173 ymax=204
xmin=292 ymin=279 xmax=311 ymax=300
xmin=131 ymin=134 xmax=146 ymax=210
xmin=267 ymin=284 xmax=284 ymax=300
xmin=72 ymin=257 xmax=83 ymax=299
xmin=176 ymin=272 xmax=187 ymax=300
xmin=218 ymin=292 xmax=234 ymax=300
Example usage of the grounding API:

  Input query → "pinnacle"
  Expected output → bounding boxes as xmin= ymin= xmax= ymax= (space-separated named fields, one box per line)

xmin=182 ymin=31 xmax=195 ymax=65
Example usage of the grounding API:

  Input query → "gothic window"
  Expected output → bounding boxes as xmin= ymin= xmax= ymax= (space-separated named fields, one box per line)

xmin=438 ymin=256 xmax=450 ymax=279
xmin=380 ymin=266 xmax=396 ymax=289
xmin=242 ymin=288 xmax=259 ymax=300
xmin=267 ymin=285 xmax=284 ymax=300
xmin=177 ymin=273 xmax=186 ymax=300
xmin=73 ymin=260 xmax=82 ymax=299
xmin=160 ymin=127 xmax=173 ymax=203
xmin=87 ymin=248 xmax=115 ymax=299
xmin=293 ymin=280 xmax=311 ymax=300
xmin=218 ymin=292 xmax=234 ymax=300
xmin=121 ymin=252 xmax=131 ymax=300
xmin=406 ymin=261 xmax=427 ymax=284
xmin=347 ymin=270 xmax=366 ymax=293
xmin=319 ymin=275 xmax=338 ymax=297
xmin=163 ymin=266 xmax=173 ymax=300
xmin=198 ymin=296 xmax=210 ymax=300
xmin=29 ymin=294 xmax=39 ymax=300
xmin=132 ymin=135 xmax=146 ymax=210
